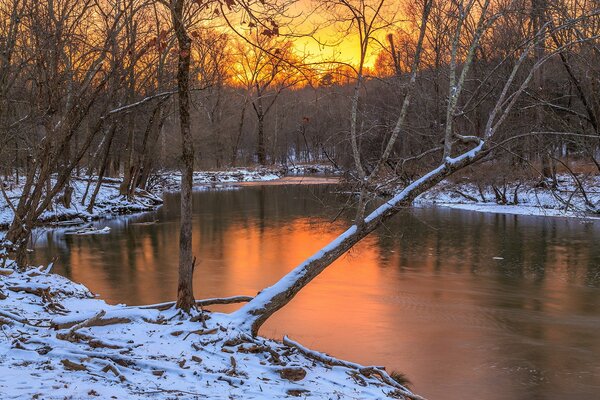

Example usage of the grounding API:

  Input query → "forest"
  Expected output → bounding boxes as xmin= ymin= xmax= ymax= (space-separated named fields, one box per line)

xmin=1 ymin=1 xmax=599 ymax=399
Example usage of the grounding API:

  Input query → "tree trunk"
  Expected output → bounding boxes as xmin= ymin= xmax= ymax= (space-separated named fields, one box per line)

xmin=231 ymin=97 xmax=248 ymax=166
xmin=88 ymin=125 xmax=117 ymax=213
xmin=171 ymin=0 xmax=195 ymax=312
xmin=257 ymin=115 xmax=266 ymax=165
xmin=138 ymin=104 xmax=164 ymax=189
xmin=61 ymin=185 xmax=73 ymax=208
xmin=119 ymin=18 xmax=138 ymax=198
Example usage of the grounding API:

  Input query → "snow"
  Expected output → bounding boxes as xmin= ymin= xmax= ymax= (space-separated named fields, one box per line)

xmin=156 ymin=168 xmax=283 ymax=192
xmin=156 ymin=164 xmax=339 ymax=193
xmin=284 ymin=164 xmax=340 ymax=176
xmin=0 ymin=176 xmax=162 ymax=230
xmin=416 ymin=173 xmax=600 ymax=220
xmin=64 ymin=226 xmax=111 ymax=235
xmin=0 ymin=262 xmax=416 ymax=399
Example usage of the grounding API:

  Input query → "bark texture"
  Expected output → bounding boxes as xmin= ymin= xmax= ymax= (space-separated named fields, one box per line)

xmin=171 ymin=0 xmax=195 ymax=312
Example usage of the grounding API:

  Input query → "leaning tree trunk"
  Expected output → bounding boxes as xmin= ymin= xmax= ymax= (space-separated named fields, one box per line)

xmin=171 ymin=0 xmax=195 ymax=312
xmin=232 ymin=142 xmax=486 ymax=336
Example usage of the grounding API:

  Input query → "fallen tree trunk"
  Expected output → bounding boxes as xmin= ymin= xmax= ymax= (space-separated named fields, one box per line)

xmin=232 ymin=142 xmax=486 ymax=336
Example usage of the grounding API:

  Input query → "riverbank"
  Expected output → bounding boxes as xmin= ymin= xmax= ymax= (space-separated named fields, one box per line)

xmin=0 ymin=260 xmax=418 ymax=399
xmin=415 ymin=173 xmax=600 ymax=220
xmin=156 ymin=164 xmax=339 ymax=192
xmin=0 ymin=178 xmax=163 ymax=231
xmin=0 ymin=164 xmax=339 ymax=231
xmin=2 ymin=167 xmax=598 ymax=234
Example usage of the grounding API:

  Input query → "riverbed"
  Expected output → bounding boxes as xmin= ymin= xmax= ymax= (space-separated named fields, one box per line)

xmin=30 ymin=182 xmax=600 ymax=400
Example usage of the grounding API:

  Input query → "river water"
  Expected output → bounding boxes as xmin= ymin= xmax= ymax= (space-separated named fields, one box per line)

xmin=31 ymin=181 xmax=600 ymax=400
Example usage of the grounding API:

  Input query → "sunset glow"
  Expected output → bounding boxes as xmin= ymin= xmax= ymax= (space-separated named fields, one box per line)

xmin=2 ymin=0 xmax=600 ymax=398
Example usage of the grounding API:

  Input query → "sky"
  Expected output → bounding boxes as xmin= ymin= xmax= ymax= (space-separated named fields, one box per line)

xmin=278 ymin=0 xmax=403 ymax=68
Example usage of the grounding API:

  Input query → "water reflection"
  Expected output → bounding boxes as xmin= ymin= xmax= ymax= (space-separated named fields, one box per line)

xmin=31 ymin=184 xmax=600 ymax=400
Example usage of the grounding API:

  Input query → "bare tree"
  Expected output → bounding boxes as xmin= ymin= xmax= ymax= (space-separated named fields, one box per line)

xmin=167 ymin=0 xmax=196 ymax=311
xmin=4 ymin=0 xmax=127 ymax=265
xmin=233 ymin=33 xmax=305 ymax=165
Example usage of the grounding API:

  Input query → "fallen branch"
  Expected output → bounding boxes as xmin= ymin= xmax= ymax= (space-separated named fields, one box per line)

xmin=138 ymin=296 xmax=253 ymax=311
xmin=283 ymin=336 xmax=426 ymax=400
xmin=451 ymin=189 xmax=479 ymax=202
xmin=61 ymin=359 xmax=88 ymax=371
xmin=66 ymin=310 xmax=106 ymax=334
xmin=183 ymin=328 xmax=218 ymax=341
xmin=55 ymin=311 xmax=125 ymax=349
xmin=0 ymin=309 xmax=31 ymax=325
xmin=52 ymin=312 xmax=131 ymax=330
xmin=8 ymin=286 xmax=49 ymax=296
xmin=101 ymin=359 xmax=126 ymax=382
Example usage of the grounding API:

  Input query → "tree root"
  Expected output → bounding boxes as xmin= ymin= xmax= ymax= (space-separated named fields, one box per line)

xmin=283 ymin=336 xmax=426 ymax=400
xmin=183 ymin=328 xmax=218 ymax=340
xmin=101 ymin=359 xmax=127 ymax=382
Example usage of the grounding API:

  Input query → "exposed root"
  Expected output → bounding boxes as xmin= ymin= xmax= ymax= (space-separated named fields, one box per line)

xmin=283 ymin=336 xmax=426 ymax=400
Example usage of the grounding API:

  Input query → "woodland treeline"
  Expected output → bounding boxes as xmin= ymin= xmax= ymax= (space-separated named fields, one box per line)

xmin=1 ymin=0 xmax=599 ymax=184
xmin=1 ymin=0 xmax=599 ymax=318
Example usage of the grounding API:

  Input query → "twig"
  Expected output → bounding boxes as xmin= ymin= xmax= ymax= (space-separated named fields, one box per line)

xmin=138 ymin=296 xmax=254 ymax=312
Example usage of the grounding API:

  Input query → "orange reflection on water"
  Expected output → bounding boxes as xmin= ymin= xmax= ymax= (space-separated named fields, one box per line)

xmin=36 ymin=188 xmax=600 ymax=400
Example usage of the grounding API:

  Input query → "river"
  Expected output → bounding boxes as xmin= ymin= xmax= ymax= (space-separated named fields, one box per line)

xmin=30 ymin=181 xmax=600 ymax=400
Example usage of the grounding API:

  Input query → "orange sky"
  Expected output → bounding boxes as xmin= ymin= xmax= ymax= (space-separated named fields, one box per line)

xmin=279 ymin=0 xmax=403 ymax=68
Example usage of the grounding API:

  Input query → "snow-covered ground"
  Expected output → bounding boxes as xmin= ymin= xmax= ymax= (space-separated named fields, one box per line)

xmin=284 ymin=164 xmax=340 ymax=176
xmin=0 ymin=261 xmax=419 ymax=399
xmin=156 ymin=164 xmax=339 ymax=192
xmin=416 ymin=174 xmax=600 ymax=219
xmin=0 ymin=178 xmax=162 ymax=230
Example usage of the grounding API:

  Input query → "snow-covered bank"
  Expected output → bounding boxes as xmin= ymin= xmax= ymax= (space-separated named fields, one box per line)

xmin=1 ymin=164 xmax=340 ymax=231
xmin=0 ymin=178 xmax=162 ymax=230
xmin=415 ymin=174 xmax=600 ymax=219
xmin=285 ymin=164 xmax=340 ymax=176
xmin=0 ymin=261 xmax=419 ymax=399
xmin=156 ymin=164 xmax=340 ymax=192
xmin=156 ymin=168 xmax=282 ymax=192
